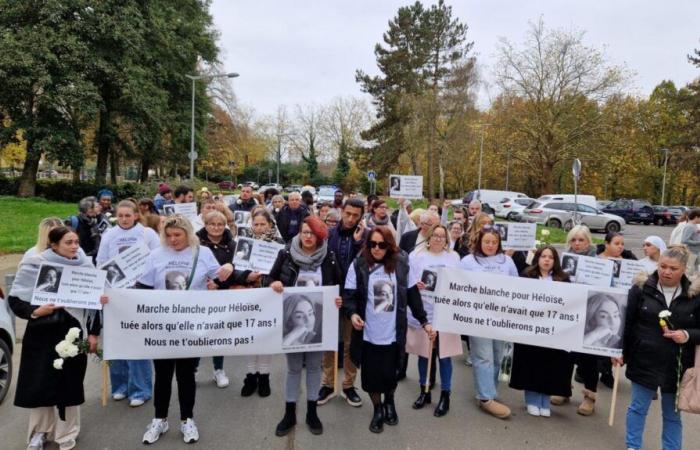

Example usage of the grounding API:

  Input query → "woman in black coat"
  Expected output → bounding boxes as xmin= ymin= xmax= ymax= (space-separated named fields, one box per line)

xmin=343 ymin=225 xmax=435 ymax=434
xmin=616 ymin=245 xmax=700 ymax=450
xmin=267 ymin=216 xmax=342 ymax=437
xmin=509 ymin=246 xmax=573 ymax=417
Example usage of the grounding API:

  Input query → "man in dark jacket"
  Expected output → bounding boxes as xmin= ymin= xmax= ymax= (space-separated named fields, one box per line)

xmin=276 ymin=192 xmax=310 ymax=243
xmin=229 ymin=185 xmax=258 ymax=213
xmin=399 ymin=211 xmax=439 ymax=254
xmin=318 ymin=198 xmax=367 ymax=407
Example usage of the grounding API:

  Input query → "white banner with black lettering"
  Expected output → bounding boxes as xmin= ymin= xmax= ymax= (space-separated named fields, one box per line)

xmin=103 ymin=285 xmax=339 ymax=359
xmin=31 ymin=263 xmax=106 ymax=310
xmin=389 ymin=174 xmax=423 ymax=199
xmin=432 ymin=268 xmax=628 ymax=357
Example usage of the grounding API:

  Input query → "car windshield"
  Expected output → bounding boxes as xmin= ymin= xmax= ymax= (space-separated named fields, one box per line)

xmin=516 ymin=199 xmax=534 ymax=206
xmin=319 ymin=187 xmax=336 ymax=196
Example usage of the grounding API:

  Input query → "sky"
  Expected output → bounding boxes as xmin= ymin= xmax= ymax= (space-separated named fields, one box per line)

xmin=211 ymin=0 xmax=700 ymax=116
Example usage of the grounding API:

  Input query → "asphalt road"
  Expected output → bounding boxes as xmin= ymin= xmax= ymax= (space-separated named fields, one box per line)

xmin=1 ymin=223 xmax=693 ymax=450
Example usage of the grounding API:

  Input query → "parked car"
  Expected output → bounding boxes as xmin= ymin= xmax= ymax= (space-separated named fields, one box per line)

xmin=217 ymin=181 xmax=236 ymax=190
xmin=284 ymin=184 xmax=303 ymax=193
xmin=450 ymin=198 xmax=496 ymax=217
xmin=521 ymin=201 xmax=625 ymax=233
xmin=596 ymin=200 xmax=612 ymax=210
xmin=237 ymin=181 xmax=259 ymax=190
xmin=0 ymin=286 xmax=15 ymax=404
xmin=259 ymin=183 xmax=283 ymax=194
xmin=652 ymin=205 xmax=682 ymax=226
xmin=317 ymin=185 xmax=338 ymax=203
xmin=536 ymin=194 xmax=597 ymax=209
xmin=602 ymin=199 xmax=654 ymax=225
xmin=462 ymin=189 xmax=529 ymax=208
xmin=495 ymin=197 xmax=536 ymax=221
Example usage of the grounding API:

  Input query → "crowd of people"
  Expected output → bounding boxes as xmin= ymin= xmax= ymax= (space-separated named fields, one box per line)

xmin=5 ymin=183 xmax=700 ymax=450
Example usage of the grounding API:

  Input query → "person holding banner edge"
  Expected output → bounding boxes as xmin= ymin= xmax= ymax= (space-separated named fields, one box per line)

xmin=509 ymin=245 xmax=573 ymax=417
xmin=9 ymin=226 xmax=101 ymax=450
xmin=457 ymin=227 xmax=518 ymax=419
xmin=343 ymin=225 xmax=435 ymax=433
xmin=267 ymin=215 xmax=342 ymax=437
xmin=102 ymin=215 xmax=234 ymax=445
xmin=615 ymin=245 xmax=700 ymax=450
xmin=407 ymin=224 xmax=462 ymax=417
xmin=236 ymin=209 xmax=285 ymax=398
xmin=96 ymin=200 xmax=160 ymax=408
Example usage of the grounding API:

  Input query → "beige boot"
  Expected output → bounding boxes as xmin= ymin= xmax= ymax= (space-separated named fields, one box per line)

xmin=479 ymin=399 xmax=511 ymax=419
xmin=577 ymin=389 xmax=596 ymax=416
xmin=550 ymin=396 xmax=570 ymax=406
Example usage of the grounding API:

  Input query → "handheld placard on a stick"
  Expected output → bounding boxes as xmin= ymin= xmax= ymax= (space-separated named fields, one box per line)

xmin=608 ymin=364 xmax=621 ymax=426
xmin=333 ymin=351 xmax=339 ymax=396
xmin=424 ymin=340 xmax=434 ymax=394
xmin=101 ymin=361 xmax=109 ymax=407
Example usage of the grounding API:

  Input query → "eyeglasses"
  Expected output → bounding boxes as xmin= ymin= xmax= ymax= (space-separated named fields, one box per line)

xmin=301 ymin=230 xmax=315 ymax=236
xmin=368 ymin=241 xmax=388 ymax=249
xmin=431 ymin=235 xmax=447 ymax=240
xmin=206 ymin=222 xmax=225 ymax=227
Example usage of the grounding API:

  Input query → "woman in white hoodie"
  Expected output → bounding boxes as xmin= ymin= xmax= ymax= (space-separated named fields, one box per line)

xmin=457 ymin=227 xmax=518 ymax=419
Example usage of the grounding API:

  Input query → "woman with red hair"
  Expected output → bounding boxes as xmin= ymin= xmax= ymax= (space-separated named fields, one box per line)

xmin=267 ymin=215 xmax=342 ymax=437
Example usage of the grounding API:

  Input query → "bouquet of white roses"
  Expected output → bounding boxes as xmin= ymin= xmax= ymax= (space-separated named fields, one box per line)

xmin=53 ymin=327 xmax=101 ymax=370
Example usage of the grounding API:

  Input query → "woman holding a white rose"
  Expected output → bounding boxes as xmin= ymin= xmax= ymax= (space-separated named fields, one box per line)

xmin=617 ymin=245 xmax=700 ymax=450
xmin=8 ymin=226 xmax=101 ymax=450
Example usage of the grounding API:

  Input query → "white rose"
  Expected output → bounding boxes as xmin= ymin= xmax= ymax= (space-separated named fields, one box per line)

xmin=66 ymin=327 xmax=81 ymax=342
xmin=65 ymin=344 xmax=79 ymax=358
xmin=541 ymin=229 xmax=550 ymax=237
xmin=659 ymin=310 xmax=672 ymax=319
xmin=53 ymin=358 xmax=64 ymax=370
xmin=535 ymin=240 xmax=542 ymax=246
xmin=55 ymin=340 xmax=72 ymax=358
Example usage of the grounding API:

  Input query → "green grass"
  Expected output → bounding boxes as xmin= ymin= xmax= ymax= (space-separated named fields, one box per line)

xmin=0 ymin=196 xmax=75 ymax=254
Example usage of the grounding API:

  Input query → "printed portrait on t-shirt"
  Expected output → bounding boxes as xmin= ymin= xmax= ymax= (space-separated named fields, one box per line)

xmin=36 ymin=265 xmax=63 ymax=293
xmin=373 ymin=279 xmax=395 ymax=312
xmin=296 ymin=273 xmax=322 ymax=287
xmin=421 ymin=270 xmax=438 ymax=292
xmin=165 ymin=271 xmax=188 ymax=290
xmin=118 ymin=245 xmax=131 ymax=254
xmin=282 ymin=292 xmax=323 ymax=348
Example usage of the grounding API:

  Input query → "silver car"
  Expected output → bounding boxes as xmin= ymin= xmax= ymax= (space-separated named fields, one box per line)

xmin=521 ymin=201 xmax=625 ymax=233
xmin=0 ymin=286 xmax=15 ymax=404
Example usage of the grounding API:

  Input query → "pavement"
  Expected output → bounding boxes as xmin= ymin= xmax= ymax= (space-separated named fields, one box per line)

xmin=2 ymin=224 xmax=697 ymax=449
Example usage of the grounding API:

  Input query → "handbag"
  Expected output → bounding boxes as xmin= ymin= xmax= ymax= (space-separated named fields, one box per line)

xmin=678 ymin=345 xmax=700 ymax=413
xmin=185 ymin=246 xmax=200 ymax=290
xmin=28 ymin=308 xmax=68 ymax=327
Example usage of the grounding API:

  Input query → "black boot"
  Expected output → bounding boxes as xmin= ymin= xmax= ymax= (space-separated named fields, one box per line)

xmin=241 ymin=373 xmax=258 ymax=397
xmin=275 ymin=402 xmax=296 ymax=436
xmin=382 ymin=395 xmax=398 ymax=426
xmin=412 ymin=388 xmax=432 ymax=409
xmin=258 ymin=373 xmax=271 ymax=397
xmin=305 ymin=400 xmax=323 ymax=435
xmin=433 ymin=390 xmax=450 ymax=417
xmin=369 ymin=404 xmax=384 ymax=433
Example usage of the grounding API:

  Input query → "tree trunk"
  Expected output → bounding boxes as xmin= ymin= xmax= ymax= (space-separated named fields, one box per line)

xmin=95 ymin=96 xmax=112 ymax=184
xmin=17 ymin=141 xmax=41 ymax=198
xmin=110 ymin=149 xmax=119 ymax=184
xmin=538 ymin=161 xmax=556 ymax=196
xmin=72 ymin=167 xmax=81 ymax=183
xmin=140 ymin=158 xmax=151 ymax=183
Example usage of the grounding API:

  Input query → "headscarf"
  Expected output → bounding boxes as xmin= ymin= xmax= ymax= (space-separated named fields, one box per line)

xmin=644 ymin=235 xmax=667 ymax=254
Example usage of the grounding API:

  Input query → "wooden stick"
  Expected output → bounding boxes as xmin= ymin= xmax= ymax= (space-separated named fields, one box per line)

xmin=101 ymin=360 xmax=108 ymax=407
xmin=608 ymin=364 xmax=621 ymax=426
xmin=424 ymin=340 xmax=434 ymax=394
xmin=333 ymin=351 xmax=339 ymax=396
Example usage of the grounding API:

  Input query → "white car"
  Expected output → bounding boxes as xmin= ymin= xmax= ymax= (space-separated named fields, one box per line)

xmin=0 ymin=286 xmax=15 ymax=404
xmin=317 ymin=185 xmax=338 ymax=203
xmin=495 ymin=197 xmax=536 ymax=220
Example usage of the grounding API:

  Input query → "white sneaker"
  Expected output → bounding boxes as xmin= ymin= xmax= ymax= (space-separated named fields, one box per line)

xmin=143 ymin=418 xmax=169 ymax=444
xmin=27 ymin=432 xmax=46 ymax=450
xmin=130 ymin=398 xmax=145 ymax=407
xmin=540 ymin=408 xmax=551 ymax=417
xmin=213 ymin=369 xmax=229 ymax=388
xmin=113 ymin=393 xmax=126 ymax=401
xmin=526 ymin=405 xmax=540 ymax=416
xmin=180 ymin=418 xmax=199 ymax=444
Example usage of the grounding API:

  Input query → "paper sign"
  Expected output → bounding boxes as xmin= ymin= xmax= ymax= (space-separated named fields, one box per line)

xmin=233 ymin=237 xmax=285 ymax=275
xmin=31 ymin=263 xmax=106 ymax=310
xmin=99 ymin=243 xmax=151 ymax=289
xmin=389 ymin=175 xmax=423 ymax=199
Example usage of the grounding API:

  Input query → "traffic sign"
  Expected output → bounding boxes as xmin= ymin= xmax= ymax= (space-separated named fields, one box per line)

xmin=189 ymin=151 xmax=198 ymax=161
xmin=572 ymin=158 xmax=581 ymax=179
xmin=367 ymin=170 xmax=376 ymax=182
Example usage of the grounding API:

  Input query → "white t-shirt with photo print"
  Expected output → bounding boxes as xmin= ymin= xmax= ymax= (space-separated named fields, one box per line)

xmin=345 ymin=262 xmax=398 ymax=345
xmin=96 ymin=223 xmax=160 ymax=266
xmin=296 ymin=267 xmax=323 ymax=287
xmin=138 ymin=245 xmax=220 ymax=291
xmin=407 ymin=250 xmax=459 ymax=327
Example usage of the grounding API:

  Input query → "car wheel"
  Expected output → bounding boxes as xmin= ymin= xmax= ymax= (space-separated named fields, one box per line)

xmin=546 ymin=218 xmax=562 ymax=229
xmin=563 ymin=219 xmax=574 ymax=232
xmin=506 ymin=212 xmax=515 ymax=221
xmin=0 ymin=338 xmax=12 ymax=404
xmin=605 ymin=221 xmax=621 ymax=233
xmin=644 ymin=221 xmax=652 ymax=225
xmin=655 ymin=218 xmax=664 ymax=226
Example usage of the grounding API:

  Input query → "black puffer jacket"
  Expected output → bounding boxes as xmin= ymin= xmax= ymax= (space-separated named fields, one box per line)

xmin=623 ymin=271 xmax=700 ymax=392
xmin=276 ymin=204 xmax=311 ymax=243
xmin=196 ymin=228 xmax=246 ymax=288
xmin=266 ymin=245 xmax=341 ymax=288
xmin=342 ymin=251 xmax=428 ymax=368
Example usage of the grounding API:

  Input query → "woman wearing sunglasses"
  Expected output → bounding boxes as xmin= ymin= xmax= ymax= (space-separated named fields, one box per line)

xmin=343 ymin=226 xmax=435 ymax=433
xmin=458 ymin=227 xmax=518 ymax=419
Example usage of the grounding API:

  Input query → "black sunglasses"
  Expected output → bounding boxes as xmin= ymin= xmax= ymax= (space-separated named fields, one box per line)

xmin=368 ymin=240 xmax=388 ymax=250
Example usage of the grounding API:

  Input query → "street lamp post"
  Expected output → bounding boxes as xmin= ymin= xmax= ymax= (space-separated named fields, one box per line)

xmin=470 ymin=123 xmax=490 ymax=192
xmin=660 ymin=148 xmax=669 ymax=206
xmin=276 ymin=133 xmax=293 ymax=185
xmin=185 ymin=72 xmax=239 ymax=181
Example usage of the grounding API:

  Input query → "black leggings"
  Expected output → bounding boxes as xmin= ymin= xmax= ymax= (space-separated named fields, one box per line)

xmin=153 ymin=358 xmax=198 ymax=420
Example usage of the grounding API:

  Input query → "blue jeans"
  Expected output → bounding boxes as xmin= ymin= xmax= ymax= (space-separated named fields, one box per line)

xmin=110 ymin=359 xmax=153 ymax=401
xmin=524 ymin=390 xmax=550 ymax=409
xmin=470 ymin=337 xmax=505 ymax=401
xmin=418 ymin=356 xmax=452 ymax=391
xmin=626 ymin=382 xmax=682 ymax=450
